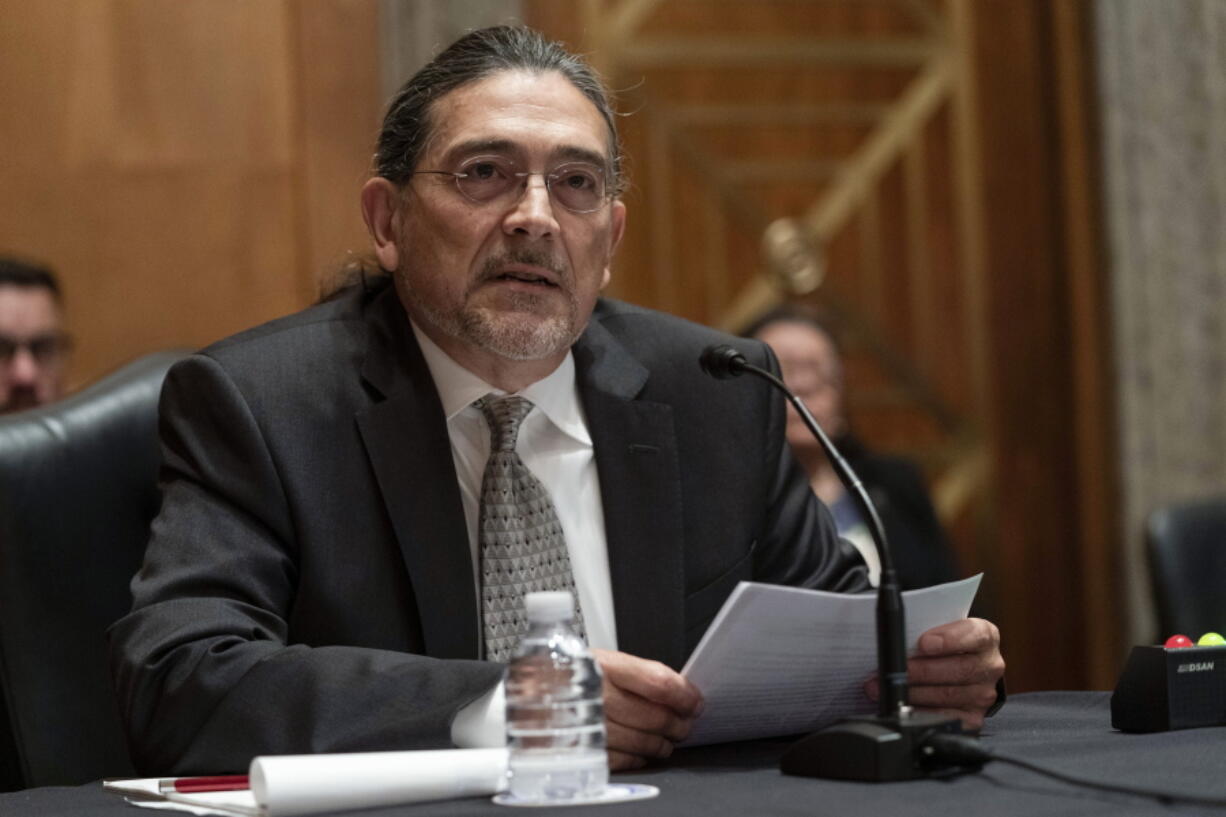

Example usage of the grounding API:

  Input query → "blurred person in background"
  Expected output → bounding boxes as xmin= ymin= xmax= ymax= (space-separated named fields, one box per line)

xmin=0 ymin=256 xmax=70 ymax=414
xmin=748 ymin=306 xmax=957 ymax=590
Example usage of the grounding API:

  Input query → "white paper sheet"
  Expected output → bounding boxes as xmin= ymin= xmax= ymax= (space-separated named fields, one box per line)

xmin=103 ymin=778 xmax=260 ymax=817
xmin=679 ymin=574 xmax=982 ymax=747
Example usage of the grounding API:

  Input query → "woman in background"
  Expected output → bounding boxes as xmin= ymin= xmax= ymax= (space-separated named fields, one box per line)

xmin=747 ymin=307 xmax=957 ymax=590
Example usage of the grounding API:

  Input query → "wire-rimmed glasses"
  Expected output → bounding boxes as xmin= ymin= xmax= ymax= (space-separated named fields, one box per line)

xmin=411 ymin=155 xmax=613 ymax=214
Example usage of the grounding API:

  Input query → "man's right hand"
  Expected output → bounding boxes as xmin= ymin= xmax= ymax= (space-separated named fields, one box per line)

xmin=591 ymin=649 xmax=704 ymax=770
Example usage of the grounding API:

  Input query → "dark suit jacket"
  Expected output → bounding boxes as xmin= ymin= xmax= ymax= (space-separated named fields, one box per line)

xmin=109 ymin=278 xmax=868 ymax=774
xmin=838 ymin=435 xmax=958 ymax=590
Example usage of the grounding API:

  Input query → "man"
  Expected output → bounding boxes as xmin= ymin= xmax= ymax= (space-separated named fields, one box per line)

xmin=0 ymin=257 xmax=70 ymax=414
xmin=747 ymin=307 xmax=958 ymax=590
xmin=110 ymin=26 xmax=1003 ymax=776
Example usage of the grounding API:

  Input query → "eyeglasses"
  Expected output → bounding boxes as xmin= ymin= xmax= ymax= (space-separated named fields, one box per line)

xmin=778 ymin=361 xmax=841 ymax=398
xmin=0 ymin=333 xmax=72 ymax=366
xmin=412 ymin=155 xmax=613 ymax=214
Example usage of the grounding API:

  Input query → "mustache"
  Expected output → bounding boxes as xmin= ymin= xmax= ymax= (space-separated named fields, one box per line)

xmin=3 ymin=388 xmax=39 ymax=413
xmin=477 ymin=249 xmax=567 ymax=283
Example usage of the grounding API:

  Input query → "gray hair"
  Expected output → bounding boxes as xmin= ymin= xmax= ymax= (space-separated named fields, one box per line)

xmin=373 ymin=26 xmax=624 ymax=194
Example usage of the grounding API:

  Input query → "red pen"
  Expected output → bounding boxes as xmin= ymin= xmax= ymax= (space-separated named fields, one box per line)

xmin=158 ymin=775 xmax=250 ymax=793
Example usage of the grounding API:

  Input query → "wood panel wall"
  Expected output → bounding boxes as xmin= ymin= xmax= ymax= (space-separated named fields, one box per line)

xmin=964 ymin=0 xmax=1119 ymax=691
xmin=0 ymin=0 xmax=380 ymax=387
xmin=0 ymin=0 xmax=1120 ymax=692
xmin=523 ymin=0 xmax=1121 ymax=691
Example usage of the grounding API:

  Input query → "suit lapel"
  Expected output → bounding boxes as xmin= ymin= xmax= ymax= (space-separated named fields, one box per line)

xmin=575 ymin=319 xmax=687 ymax=669
xmin=349 ymin=292 xmax=687 ymax=667
xmin=354 ymin=288 xmax=479 ymax=659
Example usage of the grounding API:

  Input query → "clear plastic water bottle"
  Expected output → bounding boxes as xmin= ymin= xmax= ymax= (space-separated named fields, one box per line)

xmin=505 ymin=591 xmax=608 ymax=802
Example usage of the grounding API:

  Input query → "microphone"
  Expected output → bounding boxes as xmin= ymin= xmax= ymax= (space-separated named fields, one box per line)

xmin=698 ymin=344 xmax=749 ymax=379
xmin=699 ymin=343 xmax=967 ymax=781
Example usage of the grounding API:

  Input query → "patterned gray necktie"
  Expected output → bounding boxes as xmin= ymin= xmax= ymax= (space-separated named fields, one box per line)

xmin=476 ymin=394 xmax=586 ymax=662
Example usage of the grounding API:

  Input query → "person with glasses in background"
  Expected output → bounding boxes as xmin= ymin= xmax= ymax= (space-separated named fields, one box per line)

xmin=111 ymin=26 xmax=1004 ymax=778
xmin=0 ymin=256 xmax=71 ymax=414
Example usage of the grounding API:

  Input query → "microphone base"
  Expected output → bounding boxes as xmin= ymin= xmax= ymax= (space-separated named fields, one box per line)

xmin=779 ymin=711 xmax=965 ymax=782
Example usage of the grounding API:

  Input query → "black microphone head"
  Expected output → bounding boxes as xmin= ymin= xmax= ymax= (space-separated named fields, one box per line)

xmin=699 ymin=344 xmax=748 ymax=380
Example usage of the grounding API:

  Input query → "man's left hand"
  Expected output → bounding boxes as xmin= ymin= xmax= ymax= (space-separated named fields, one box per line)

xmin=863 ymin=617 xmax=1004 ymax=732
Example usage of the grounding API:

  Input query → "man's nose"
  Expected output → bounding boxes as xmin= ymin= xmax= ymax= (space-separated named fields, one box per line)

xmin=502 ymin=175 xmax=559 ymax=240
xmin=8 ymin=347 xmax=41 ymax=385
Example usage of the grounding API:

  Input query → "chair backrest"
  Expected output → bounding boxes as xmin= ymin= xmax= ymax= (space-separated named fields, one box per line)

xmin=0 ymin=350 xmax=187 ymax=790
xmin=1146 ymin=496 xmax=1226 ymax=640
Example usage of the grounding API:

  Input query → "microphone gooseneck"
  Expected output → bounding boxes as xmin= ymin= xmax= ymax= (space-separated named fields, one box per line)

xmin=699 ymin=343 xmax=964 ymax=782
xmin=699 ymin=344 xmax=907 ymax=717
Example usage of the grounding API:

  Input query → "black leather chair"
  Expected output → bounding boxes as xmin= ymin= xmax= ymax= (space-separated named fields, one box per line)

xmin=1146 ymin=496 xmax=1226 ymax=639
xmin=0 ymin=350 xmax=186 ymax=790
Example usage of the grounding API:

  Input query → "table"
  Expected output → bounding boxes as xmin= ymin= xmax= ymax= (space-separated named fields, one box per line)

xmin=3 ymin=692 xmax=1225 ymax=816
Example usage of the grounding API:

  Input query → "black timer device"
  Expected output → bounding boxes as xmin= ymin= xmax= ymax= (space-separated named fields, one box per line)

xmin=1111 ymin=644 xmax=1226 ymax=732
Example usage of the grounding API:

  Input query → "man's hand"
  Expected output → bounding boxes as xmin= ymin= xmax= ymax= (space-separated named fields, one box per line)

xmin=863 ymin=617 xmax=1004 ymax=732
xmin=591 ymin=649 xmax=704 ymax=770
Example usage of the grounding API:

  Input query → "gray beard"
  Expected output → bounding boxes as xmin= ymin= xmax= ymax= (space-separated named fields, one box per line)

xmin=417 ymin=292 xmax=579 ymax=361
xmin=400 ymin=252 xmax=583 ymax=361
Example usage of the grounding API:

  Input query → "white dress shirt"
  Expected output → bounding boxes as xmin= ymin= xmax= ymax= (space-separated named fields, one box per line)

xmin=409 ymin=322 xmax=616 ymax=746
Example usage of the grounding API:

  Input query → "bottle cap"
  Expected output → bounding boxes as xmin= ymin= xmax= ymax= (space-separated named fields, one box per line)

xmin=524 ymin=591 xmax=575 ymax=623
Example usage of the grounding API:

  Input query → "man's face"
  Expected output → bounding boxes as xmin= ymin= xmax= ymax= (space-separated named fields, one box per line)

xmin=754 ymin=321 xmax=846 ymax=449
xmin=382 ymin=70 xmax=625 ymax=366
xmin=0 ymin=285 xmax=67 ymax=413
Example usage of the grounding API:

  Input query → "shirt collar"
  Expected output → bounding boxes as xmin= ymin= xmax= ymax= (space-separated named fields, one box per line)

xmin=409 ymin=319 xmax=591 ymax=446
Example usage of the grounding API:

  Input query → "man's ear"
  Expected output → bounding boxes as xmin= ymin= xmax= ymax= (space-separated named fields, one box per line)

xmin=360 ymin=177 xmax=402 ymax=272
xmin=600 ymin=199 xmax=627 ymax=289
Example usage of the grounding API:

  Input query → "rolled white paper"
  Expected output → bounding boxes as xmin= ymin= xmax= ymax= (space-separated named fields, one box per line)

xmin=248 ymin=748 xmax=508 ymax=816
